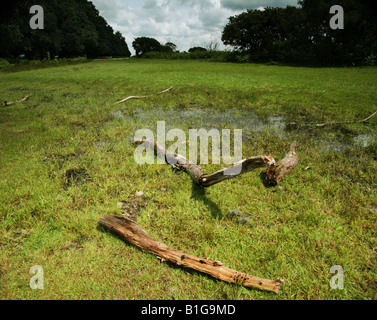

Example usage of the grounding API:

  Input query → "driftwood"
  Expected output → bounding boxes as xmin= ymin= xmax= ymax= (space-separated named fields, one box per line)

xmin=115 ymin=86 xmax=174 ymax=104
xmin=264 ymin=141 xmax=299 ymax=186
xmin=137 ymin=139 xmax=276 ymax=187
xmin=1 ymin=94 xmax=31 ymax=107
xmin=98 ymin=214 xmax=284 ymax=293
xmin=316 ymin=110 xmax=377 ymax=127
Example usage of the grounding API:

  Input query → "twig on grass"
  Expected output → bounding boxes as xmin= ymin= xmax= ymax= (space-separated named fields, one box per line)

xmin=316 ymin=110 xmax=377 ymax=127
xmin=157 ymin=86 xmax=174 ymax=94
xmin=115 ymin=95 xmax=147 ymax=104
xmin=115 ymin=86 xmax=174 ymax=104
xmin=1 ymin=94 xmax=32 ymax=107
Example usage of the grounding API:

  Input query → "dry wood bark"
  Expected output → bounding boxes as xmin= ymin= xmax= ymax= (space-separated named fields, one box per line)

xmin=264 ymin=141 xmax=299 ymax=186
xmin=137 ymin=139 xmax=275 ymax=187
xmin=1 ymin=94 xmax=31 ymax=107
xmin=98 ymin=214 xmax=284 ymax=293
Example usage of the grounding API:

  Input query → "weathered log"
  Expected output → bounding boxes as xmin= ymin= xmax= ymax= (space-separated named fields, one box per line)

xmin=264 ymin=141 xmax=299 ymax=186
xmin=98 ymin=214 xmax=284 ymax=293
xmin=137 ymin=139 xmax=275 ymax=187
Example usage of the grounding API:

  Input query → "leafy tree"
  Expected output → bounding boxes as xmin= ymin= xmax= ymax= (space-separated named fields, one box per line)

xmin=112 ymin=31 xmax=131 ymax=57
xmin=132 ymin=37 xmax=162 ymax=57
xmin=163 ymin=42 xmax=177 ymax=52
xmin=299 ymin=0 xmax=377 ymax=64
xmin=222 ymin=0 xmax=377 ymax=65
xmin=0 ymin=0 xmax=131 ymax=59
xmin=0 ymin=25 xmax=25 ymax=58
xmin=222 ymin=7 xmax=304 ymax=61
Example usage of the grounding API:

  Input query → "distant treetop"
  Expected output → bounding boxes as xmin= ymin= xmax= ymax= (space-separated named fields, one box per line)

xmin=132 ymin=37 xmax=178 ymax=57
xmin=188 ymin=47 xmax=207 ymax=53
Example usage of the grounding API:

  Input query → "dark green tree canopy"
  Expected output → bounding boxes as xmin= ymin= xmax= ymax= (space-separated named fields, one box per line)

xmin=222 ymin=0 xmax=377 ymax=65
xmin=164 ymin=42 xmax=178 ymax=52
xmin=132 ymin=37 xmax=179 ymax=57
xmin=132 ymin=37 xmax=164 ymax=57
xmin=188 ymin=47 xmax=207 ymax=53
xmin=0 ymin=0 xmax=131 ymax=59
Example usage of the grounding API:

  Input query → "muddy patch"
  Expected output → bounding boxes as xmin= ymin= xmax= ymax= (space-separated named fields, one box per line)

xmin=117 ymin=190 xmax=149 ymax=221
xmin=64 ymin=168 xmax=91 ymax=188
xmin=226 ymin=210 xmax=261 ymax=225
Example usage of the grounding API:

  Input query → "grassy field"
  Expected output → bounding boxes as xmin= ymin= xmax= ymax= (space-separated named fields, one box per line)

xmin=0 ymin=59 xmax=376 ymax=300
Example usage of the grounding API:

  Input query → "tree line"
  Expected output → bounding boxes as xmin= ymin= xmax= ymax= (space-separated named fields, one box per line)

xmin=1 ymin=0 xmax=375 ymax=65
xmin=0 ymin=0 xmax=131 ymax=60
xmin=131 ymin=36 xmax=216 ymax=57
xmin=222 ymin=0 xmax=377 ymax=65
xmin=131 ymin=0 xmax=376 ymax=65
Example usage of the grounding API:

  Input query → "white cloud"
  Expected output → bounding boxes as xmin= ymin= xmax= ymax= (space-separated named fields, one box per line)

xmin=90 ymin=0 xmax=298 ymax=55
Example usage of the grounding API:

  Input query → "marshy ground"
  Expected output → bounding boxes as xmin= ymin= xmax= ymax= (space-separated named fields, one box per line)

xmin=0 ymin=59 xmax=376 ymax=299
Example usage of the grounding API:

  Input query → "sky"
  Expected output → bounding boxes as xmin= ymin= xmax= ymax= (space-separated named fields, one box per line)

xmin=90 ymin=0 xmax=299 ymax=55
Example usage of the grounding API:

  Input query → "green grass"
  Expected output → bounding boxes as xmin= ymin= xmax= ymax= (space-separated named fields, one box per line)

xmin=0 ymin=58 xmax=376 ymax=300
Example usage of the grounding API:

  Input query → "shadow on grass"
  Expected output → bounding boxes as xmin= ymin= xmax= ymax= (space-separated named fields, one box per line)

xmin=190 ymin=182 xmax=223 ymax=219
xmin=259 ymin=170 xmax=277 ymax=188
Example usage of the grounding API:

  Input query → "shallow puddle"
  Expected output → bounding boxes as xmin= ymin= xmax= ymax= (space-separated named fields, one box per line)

xmin=111 ymin=110 xmax=125 ymax=119
xmin=321 ymin=132 xmax=376 ymax=154
xmin=113 ymin=106 xmax=376 ymax=154
xmin=130 ymin=106 xmax=286 ymax=137
xmin=353 ymin=133 xmax=376 ymax=148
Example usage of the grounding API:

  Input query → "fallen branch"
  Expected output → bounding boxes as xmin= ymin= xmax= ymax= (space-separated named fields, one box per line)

xmin=316 ymin=110 xmax=377 ymax=127
xmin=137 ymin=139 xmax=275 ymax=187
xmin=157 ymin=86 xmax=174 ymax=94
xmin=201 ymin=156 xmax=275 ymax=187
xmin=264 ymin=141 xmax=299 ymax=186
xmin=115 ymin=86 xmax=174 ymax=104
xmin=115 ymin=95 xmax=147 ymax=104
xmin=1 ymin=94 xmax=31 ymax=107
xmin=98 ymin=214 xmax=284 ymax=293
